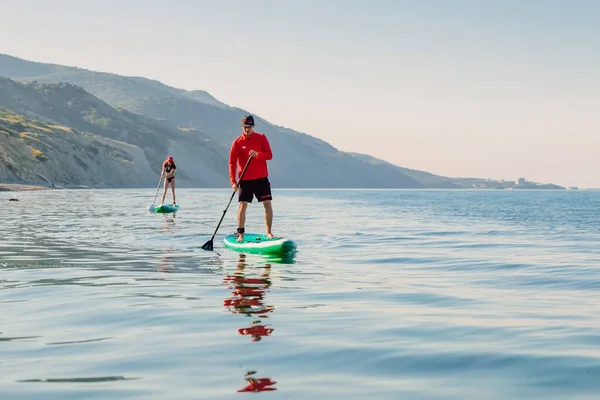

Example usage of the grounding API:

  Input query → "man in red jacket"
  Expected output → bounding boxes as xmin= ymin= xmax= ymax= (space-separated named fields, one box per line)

xmin=229 ymin=115 xmax=275 ymax=242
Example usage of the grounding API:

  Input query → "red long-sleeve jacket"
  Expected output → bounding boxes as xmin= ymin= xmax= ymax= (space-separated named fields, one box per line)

xmin=229 ymin=132 xmax=273 ymax=185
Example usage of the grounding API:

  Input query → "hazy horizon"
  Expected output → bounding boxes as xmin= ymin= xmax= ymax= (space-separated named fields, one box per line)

xmin=1 ymin=0 xmax=598 ymax=188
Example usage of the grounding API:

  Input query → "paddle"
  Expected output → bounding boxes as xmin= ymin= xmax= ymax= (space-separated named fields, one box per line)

xmin=148 ymin=174 xmax=164 ymax=211
xmin=202 ymin=155 xmax=254 ymax=251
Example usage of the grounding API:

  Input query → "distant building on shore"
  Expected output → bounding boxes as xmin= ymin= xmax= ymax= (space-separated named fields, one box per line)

xmin=515 ymin=178 xmax=526 ymax=185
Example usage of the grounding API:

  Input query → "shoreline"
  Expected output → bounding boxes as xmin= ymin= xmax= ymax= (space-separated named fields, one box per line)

xmin=0 ymin=184 xmax=54 ymax=192
xmin=0 ymin=183 xmax=592 ymax=191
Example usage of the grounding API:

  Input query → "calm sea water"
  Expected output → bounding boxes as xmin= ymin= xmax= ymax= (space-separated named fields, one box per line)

xmin=1 ymin=189 xmax=599 ymax=399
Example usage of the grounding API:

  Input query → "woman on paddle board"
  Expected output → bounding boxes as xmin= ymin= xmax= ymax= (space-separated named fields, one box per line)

xmin=229 ymin=115 xmax=275 ymax=242
xmin=161 ymin=155 xmax=177 ymax=205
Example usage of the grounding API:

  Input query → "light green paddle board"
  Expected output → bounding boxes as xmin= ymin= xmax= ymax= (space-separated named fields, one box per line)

xmin=153 ymin=204 xmax=180 ymax=214
xmin=223 ymin=233 xmax=296 ymax=255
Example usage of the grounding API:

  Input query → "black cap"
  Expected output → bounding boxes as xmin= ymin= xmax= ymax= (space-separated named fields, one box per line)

xmin=242 ymin=115 xmax=255 ymax=127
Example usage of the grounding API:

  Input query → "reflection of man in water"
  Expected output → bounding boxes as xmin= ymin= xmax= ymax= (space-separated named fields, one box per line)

xmin=223 ymin=254 xmax=275 ymax=342
xmin=224 ymin=255 xmax=278 ymax=392
xmin=223 ymin=254 xmax=274 ymax=321
xmin=237 ymin=324 xmax=274 ymax=342
xmin=237 ymin=370 xmax=277 ymax=392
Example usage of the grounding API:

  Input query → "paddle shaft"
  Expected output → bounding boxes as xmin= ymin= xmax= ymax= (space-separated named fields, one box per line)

xmin=207 ymin=155 xmax=254 ymax=242
xmin=151 ymin=173 xmax=163 ymax=204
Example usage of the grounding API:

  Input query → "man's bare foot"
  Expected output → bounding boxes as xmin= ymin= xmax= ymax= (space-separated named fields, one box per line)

xmin=266 ymin=232 xmax=275 ymax=239
xmin=237 ymin=233 xmax=245 ymax=242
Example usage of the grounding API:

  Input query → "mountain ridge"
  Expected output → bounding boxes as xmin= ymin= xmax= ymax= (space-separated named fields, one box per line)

xmin=0 ymin=53 xmax=565 ymax=190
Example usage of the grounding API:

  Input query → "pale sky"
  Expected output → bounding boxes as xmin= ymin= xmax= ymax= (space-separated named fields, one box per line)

xmin=1 ymin=0 xmax=599 ymax=187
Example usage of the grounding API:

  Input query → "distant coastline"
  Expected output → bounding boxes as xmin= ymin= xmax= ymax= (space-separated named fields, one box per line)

xmin=0 ymin=183 xmax=52 ymax=192
xmin=1 ymin=183 xmax=577 ymax=192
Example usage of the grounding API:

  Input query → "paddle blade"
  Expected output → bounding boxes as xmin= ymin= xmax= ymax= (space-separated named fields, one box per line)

xmin=201 ymin=240 xmax=214 ymax=251
xmin=148 ymin=203 xmax=155 ymax=211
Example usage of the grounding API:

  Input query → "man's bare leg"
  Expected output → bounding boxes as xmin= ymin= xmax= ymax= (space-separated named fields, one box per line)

xmin=262 ymin=200 xmax=274 ymax=238
xmin=237 ymin=201 xmax=248 ymax=242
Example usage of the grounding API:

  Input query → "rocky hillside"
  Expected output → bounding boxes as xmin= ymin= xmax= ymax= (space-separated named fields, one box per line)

xmin=0 ymin=77 xmax=229 ymax=187
xmin=0 ymin=107 xmax=153 ymax=187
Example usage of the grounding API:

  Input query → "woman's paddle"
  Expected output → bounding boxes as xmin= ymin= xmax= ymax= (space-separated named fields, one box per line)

xmin=148 ymin=174 xmax=164 ymax=211
xmin=202 ymin=155 xmax=254 ymax=251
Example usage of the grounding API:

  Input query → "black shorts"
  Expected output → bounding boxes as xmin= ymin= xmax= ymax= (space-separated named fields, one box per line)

xmin=238 ymin=177 xmax=272 ymax=203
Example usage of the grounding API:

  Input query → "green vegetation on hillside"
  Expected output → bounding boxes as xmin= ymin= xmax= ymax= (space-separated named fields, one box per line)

xmin=0 ymin=106 xmax=154 ymax=187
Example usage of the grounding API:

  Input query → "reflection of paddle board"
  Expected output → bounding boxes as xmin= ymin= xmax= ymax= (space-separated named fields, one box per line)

xmin=152 ymin=204 xmax=179 ymax=214
xmin=223 ymin=233 xmax=296 ymax=255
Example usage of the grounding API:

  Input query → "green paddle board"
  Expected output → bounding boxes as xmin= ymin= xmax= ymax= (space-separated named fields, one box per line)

xmin=223 ymin=233 xmax=296 ymax=255
xmin=153 ymin=204 xmax=180 ymax=214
